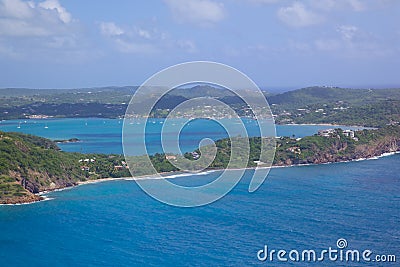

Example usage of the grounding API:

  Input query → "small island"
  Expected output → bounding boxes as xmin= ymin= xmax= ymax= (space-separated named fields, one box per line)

xmin=1 ymin=125 xmax=399 ymax=204
xmin=54 ymin=138 xmax=80 ymax=144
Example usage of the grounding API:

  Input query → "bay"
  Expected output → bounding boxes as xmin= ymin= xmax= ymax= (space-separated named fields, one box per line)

xmin=0 ymin=118 xmax=397 ymax=266
xmin=0 ymin=118 xmax=366 ymax=155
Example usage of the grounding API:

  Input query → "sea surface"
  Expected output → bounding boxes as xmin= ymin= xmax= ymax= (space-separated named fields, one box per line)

xmin=0 ymin=118 xmax=398 ymax=266
xmin=0 ymin=118 xmax=366 ymax=155
xmin=0 ymin=156 xmax=399 ymax=266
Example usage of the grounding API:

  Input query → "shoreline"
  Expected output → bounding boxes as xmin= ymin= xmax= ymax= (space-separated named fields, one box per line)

xmin=281 ymin=123 xmax=375 ymax=129
xmin=2 ymin=150 xmax=398 ymax=207
xmin=1 ymin=118 xmax=374 ymax=128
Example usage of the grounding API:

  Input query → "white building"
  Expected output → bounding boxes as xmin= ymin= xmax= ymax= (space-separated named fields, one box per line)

xmin=318 ymin=129 xmax=335 ymax=137
xmin=343 ymin=130 xmax=355 ymax=138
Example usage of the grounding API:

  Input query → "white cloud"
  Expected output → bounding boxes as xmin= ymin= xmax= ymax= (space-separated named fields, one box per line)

xmin=0 ymin=0 xmax=74 ymax=37
xmin=314 ymin=25 xmax=362 ymax=52
xmin=247 ymin=0 xmax=280 ymax=4
xmin=114 ymin=39 xmax=157 ymax=54
xmin=0 ymin=0 xmax=93 ymax=61
xmin=100 ymin=22 xmax=124 ymax=37
xmin=99 ymin=21 xmax=198 ymax=55
xmin=306 ymin=0 xmax=336 ymax=11
xmin=164 ymin=0 xmax=225 ymax=26
xmin=99 ymin=22 xmax=161 ymax=54
xmin=337 ymin=25 xmax=359 ymax=41
xmin=137 ymin=28 xmax=151 ymax=39
xmin=38 ymin=0 xmax=72 ymax=23
xmin=277 ymin=2 xmax=322 ymax=27
xmin=308 ymin=0 xmax=365 ymax=11
xmin=176 ymin=39 xmax=197 ymax=53
xmin=0 ymin=19 xmax=50 ymax=36
xmin=346 ymin=0 xmax=365 ymax=11
xmin=0 ymin=0 xmax=34 ymax=19
xmin=100 ymin=22 xmax=161 ymax=41
xmin=315 ymin=25 xmax=394 ymax=58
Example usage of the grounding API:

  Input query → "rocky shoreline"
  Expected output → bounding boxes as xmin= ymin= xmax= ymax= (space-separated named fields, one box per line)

xmin=54 ymin=138 xmax=80 ymax=144
xmin=274 ymin=142 xmax=399 ymax=166
xmin=0 ymin=194 xmax=43 ymax=205
xmin=2 ymin=150 xmax=399 ymax=206
xmin=2 ymin=125 xmax=399 ymax=206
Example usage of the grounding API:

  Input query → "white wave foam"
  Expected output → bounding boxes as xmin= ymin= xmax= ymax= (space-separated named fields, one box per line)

xmin=2 ymin=151 xmax=398 ymax=207
xmin=0 ymin=195 xmax=53 ymax=206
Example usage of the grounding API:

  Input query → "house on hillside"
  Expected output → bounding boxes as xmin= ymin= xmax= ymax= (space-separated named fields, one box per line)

xmin=81 ymin=166 xmax=90 ymax=171
xmin=343 ymin=129 xmax=359 ymax=141
xmin=166 ymin=155 xmax=177 ymax=161
xmin=318 ymin=129 xmax=335 ymax=137
xmin=191 ymin=152 xmax=200 ymax=160
xmin=343 ymin=130 xmax=355 ymax=138
xmin=287 ymin=146 xmax=301 ymax=154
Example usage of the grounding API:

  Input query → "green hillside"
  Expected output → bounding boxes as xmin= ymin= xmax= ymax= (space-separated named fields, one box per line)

xmin=268 ymin=86 xmax=400 ymax=106
xmin=267 ymin=86 xmax=400 ymax=127
xmin=1 ymin=85 xmax=400 ymax=126
xmin=201 ymin=125 xmax=400 ymax=168
xmin=0 ymin=131 xmax=129 ymax=204
xmin=1 ymin=125 xmax=399 ymax=204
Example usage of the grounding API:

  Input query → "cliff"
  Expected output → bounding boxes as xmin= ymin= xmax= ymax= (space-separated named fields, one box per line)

xmin=272 ymin=126 xmax=400 ymax=166
xmin=0 ymin=131 xmax=129 ymax=204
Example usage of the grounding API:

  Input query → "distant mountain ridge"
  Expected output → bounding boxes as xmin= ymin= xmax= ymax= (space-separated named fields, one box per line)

xmin=0 ymin=86 xmax=136 ymax=97
xmin=267 ymin=86 xmax=400 ymax=106
xmin=1 ymin=85 xmax=399 ymax=127
xmin=267 ymin=86 xmax=400 ymax=127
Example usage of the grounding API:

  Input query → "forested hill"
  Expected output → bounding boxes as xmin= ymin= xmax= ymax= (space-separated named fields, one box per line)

xmin=0 ymin=131 xmax=129 ymax=204
xmin=203 ymin=125 xmax=400 ymax=168
xmin=1 ymin=86 xmax=400 ymax=127
xmin=1 ymin=125 xmax=400 ymax=204
xmin=268 ymin=86 xmax=400 ymax=127
xmin=268 ymin=86 xmax=400 ymax=106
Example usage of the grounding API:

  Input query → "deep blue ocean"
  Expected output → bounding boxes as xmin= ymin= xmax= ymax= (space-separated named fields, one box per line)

xmin=0 ymin=119 xmax=398 ymax=266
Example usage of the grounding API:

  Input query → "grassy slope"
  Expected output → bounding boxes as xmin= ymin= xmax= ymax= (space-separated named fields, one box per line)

xmin=0 ymin=131 xmax=130 ymax=204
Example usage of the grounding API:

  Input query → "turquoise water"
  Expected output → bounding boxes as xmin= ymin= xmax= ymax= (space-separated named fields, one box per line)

xmin=0 ymin=156 xmax=399 ymax=266
xmin=0 ymin=118 xmax=366 ymax=155
xmin=0 ymin=118 xmax=398 ymax=266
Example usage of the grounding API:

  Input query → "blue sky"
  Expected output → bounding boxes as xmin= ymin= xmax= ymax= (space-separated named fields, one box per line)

xmin=0 ymin=0 xmax=399 ymax=90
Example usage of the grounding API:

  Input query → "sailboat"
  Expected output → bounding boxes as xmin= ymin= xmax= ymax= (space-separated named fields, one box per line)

xmin=17 ymin=122 xmax=21 ymax=129
xmin=44 ymin=123 xmax=49 ymax=129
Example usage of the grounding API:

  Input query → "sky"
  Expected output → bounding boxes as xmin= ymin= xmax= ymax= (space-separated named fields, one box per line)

xmin=0 ymin=0 xmax=399 ymax=90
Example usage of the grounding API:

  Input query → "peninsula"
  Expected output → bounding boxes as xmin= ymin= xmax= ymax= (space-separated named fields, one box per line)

xmin=1 ymin=125 xmax=399 ymax=204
